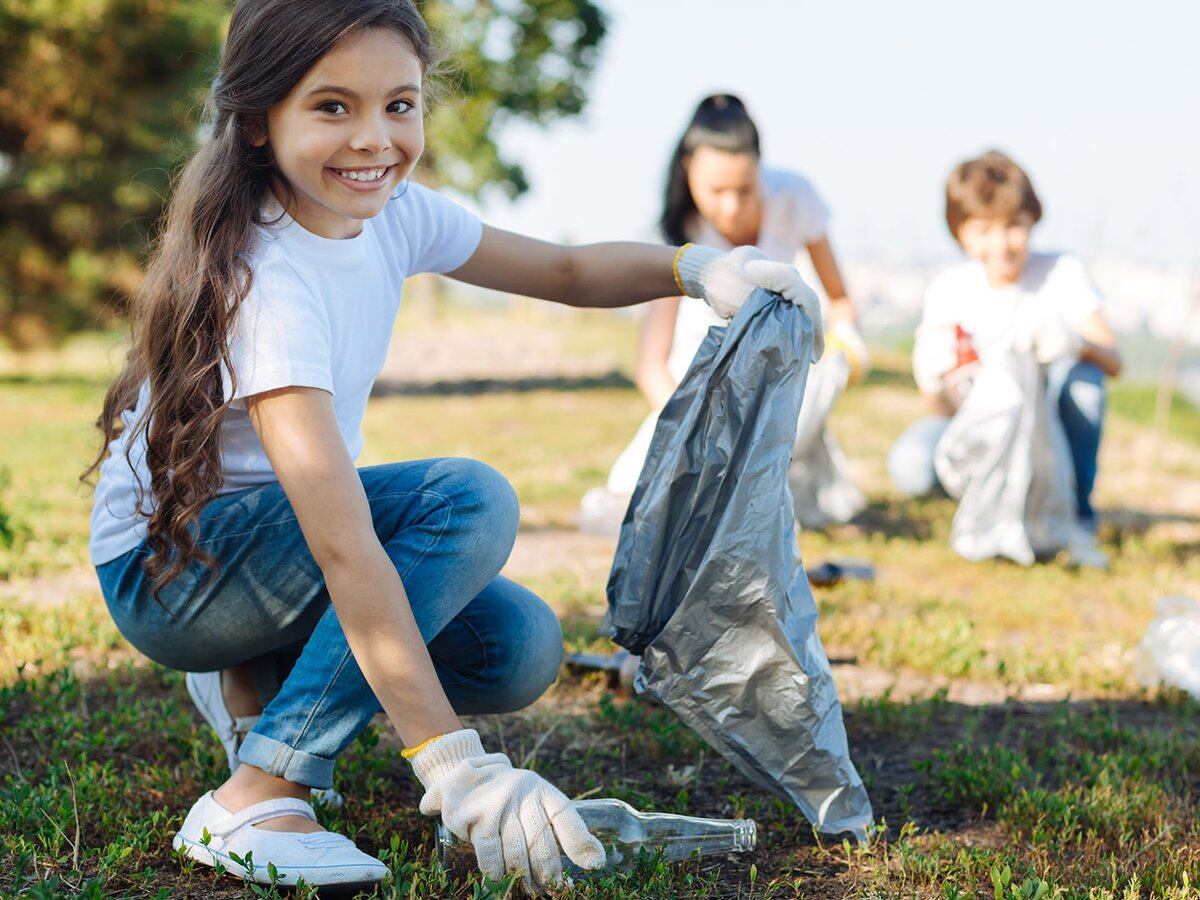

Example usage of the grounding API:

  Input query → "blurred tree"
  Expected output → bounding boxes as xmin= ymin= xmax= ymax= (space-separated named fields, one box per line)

xmin=419 ymin=0 xmax=607 ymax=197
xmin=0 ymin=0 xmax=607 ymax=347
xmin=0 ymin=1 xmax=228 ymax=347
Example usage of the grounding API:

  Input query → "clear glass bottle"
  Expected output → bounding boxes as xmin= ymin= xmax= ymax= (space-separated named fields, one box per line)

xmin=437 ymin=798 xmax=756 ymax=877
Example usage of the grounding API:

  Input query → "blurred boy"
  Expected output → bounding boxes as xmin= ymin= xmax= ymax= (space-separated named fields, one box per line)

xmin=888 ymin=150 xmax=1122 ymax=567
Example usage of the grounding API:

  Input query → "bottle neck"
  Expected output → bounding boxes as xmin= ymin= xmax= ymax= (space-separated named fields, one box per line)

xmin=732 ymin=819 xmax=756 ymax=852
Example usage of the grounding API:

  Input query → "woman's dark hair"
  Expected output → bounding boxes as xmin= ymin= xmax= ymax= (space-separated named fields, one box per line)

xmin=84 ymin=0 xmax=441 ymax=597
xmin=659 ymin=94 xmax=761 ymax=245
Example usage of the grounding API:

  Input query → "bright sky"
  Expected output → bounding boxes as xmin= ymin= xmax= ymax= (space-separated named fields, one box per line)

xmin=474 ymin=0 xmax=1200 ymax=266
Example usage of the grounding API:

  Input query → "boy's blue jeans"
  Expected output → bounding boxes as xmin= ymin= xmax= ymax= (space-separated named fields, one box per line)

xmin=95 ymin=458 xmax=564 ymax=789
xmin=887 ymin=360 xmax=1106 ymax=529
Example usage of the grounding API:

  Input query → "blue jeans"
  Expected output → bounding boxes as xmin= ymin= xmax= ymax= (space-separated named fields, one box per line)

xmin=887 ymin=360 xmax=1106 ymax=528
xmin=95 ymin=459 xmax=564 ymax=789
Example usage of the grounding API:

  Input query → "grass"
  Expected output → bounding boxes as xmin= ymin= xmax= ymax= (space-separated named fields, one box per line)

xmin=1107 ymin=382 xmax=1200 ymax=446
xmin=2 ymin=308 xmax=1200 ymax=896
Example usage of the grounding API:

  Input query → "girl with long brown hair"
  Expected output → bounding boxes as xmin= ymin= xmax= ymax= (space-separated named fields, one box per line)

xmin=87 ymin=0 xmax=825 ymax=891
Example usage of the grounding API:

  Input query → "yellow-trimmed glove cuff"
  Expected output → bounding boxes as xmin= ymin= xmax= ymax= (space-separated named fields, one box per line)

xmin=674 ymin=244 xmax=723 ymax=300
xmin=407 ymin=728 xmax=487 ymax=788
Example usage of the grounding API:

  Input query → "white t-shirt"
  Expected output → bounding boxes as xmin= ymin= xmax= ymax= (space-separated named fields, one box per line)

xmin=669 ymin=166 xmax=830 ymax=379
xmin=912 ymin=252 xmax=1103 ymax=396
xmin=89 ymin=183 xmax=483 ymax=565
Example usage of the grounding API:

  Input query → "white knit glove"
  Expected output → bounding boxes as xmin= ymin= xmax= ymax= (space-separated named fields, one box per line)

xmin=409 ymin=729 xmax=605 ymax=893
xmin=676 ymin=244 xmax=825 ymax=361
xmin=1033 ymin=317 xmax=1083 ymax=364
xmin=1016 ymin=312 xmax=1083 ymax=364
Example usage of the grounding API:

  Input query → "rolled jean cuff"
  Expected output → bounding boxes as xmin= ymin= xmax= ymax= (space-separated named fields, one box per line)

xmin=238 ymin=732 xmax=335 ymax=789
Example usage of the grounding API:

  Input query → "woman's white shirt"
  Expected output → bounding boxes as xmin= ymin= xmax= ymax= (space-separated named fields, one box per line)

xmin=668 ymin=167 xmax=830 ymax=380
xmin=89 ymin=183 xmax=482 ymax=565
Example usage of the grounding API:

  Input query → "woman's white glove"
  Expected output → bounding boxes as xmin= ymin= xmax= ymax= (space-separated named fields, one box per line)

xmin=676 ymin=244 xmax=825 ymax=361
xmin=409 ymin=729 xmax=605 ymax=893
xmin=826 ymin=318 xmax=871 ymax=385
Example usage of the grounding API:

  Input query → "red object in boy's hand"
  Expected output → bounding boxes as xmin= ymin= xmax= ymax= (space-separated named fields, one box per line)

xmin=944 ymin=324 xmax=980 ymax=404
xmin=954 ymin=324 xmax=980 ymax=368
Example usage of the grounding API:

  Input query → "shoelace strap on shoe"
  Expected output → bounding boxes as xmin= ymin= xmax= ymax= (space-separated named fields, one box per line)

xmin=208 ymin=796 xmax=317 ymax=838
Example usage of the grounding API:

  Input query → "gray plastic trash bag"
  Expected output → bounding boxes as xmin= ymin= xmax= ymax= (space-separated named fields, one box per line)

xmin=603 ymin=289 xmax=873 ymax=838
xmin=934 ymin=348 xmax=1075 ymax=564
xmin=788 ymin=351 xmax=867 ymax=529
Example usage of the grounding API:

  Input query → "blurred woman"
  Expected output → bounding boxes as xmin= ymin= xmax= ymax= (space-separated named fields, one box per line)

xmin=581 ymin=94 xmax=868 ymax=534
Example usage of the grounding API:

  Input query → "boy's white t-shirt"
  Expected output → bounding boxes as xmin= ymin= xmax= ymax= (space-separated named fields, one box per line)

xmin=89 ymin=182 xmax=483 ymax=565
xmin=911 ymin=251 xmax=1103 ymax=396
xmin=669 ymin=166 xmax=830 ymax=379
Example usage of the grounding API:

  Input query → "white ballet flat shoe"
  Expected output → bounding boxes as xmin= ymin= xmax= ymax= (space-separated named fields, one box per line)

xmin=185 ymin=671 xmax=345 ymax=809
xmin=173 ymin=791 xmax=387 ymax=889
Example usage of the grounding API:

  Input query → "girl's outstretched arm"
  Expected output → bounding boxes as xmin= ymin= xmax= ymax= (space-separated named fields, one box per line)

xmin=447 ymin=225 xmax=679 ymax=308
xmin=452 ymin=227 xmax=827 ymax=357
xmin=246 ymin=385 xmax=462 ymax=748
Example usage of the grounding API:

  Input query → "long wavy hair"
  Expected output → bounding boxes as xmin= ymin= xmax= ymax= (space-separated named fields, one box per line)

xmin=659 ymin=94 xmax=761 ymax=246
xmin=84 ymin=0 xmax=440 ymax=596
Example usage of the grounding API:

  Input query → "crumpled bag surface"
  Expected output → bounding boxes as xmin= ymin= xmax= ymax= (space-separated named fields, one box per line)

xmin=934 ymin=348 xmax=1075 ymax=564
xmin=603 ymin=288 xmax=873 ymax=838
xmin=584 ymin=326 xmax=863 ymax=536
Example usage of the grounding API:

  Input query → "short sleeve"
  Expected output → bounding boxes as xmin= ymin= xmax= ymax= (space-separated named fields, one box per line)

xmin=911 ymin=273 xmax=958 ymax=395
xmin=223 ymin=257 xmax=334 ymax=406
xmin=772 ymin=169 xmax=831 ymax=245
xmin=396 ymin=182 xmax=484 ymax=275
xmin=1047 ymin=254 xmax=1102 ymax=326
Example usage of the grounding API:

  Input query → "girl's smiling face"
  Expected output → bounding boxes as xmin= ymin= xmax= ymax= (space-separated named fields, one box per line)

xmin=259 ymin=27 xmax=425 ymax=239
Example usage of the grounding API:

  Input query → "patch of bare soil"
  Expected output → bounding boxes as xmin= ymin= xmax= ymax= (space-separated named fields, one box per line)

xmin=379 ymin=320 xmax=620 ymax=386
xmin=504 ymin=528 xmax=618 ymax=582
xmin=0 ymin=567 xmax=99 ymax=607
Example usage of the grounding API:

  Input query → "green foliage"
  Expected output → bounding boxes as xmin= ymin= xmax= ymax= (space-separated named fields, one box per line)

xmin=0 ymin=1 xmax=608 ymax=344
xmin=0 ymin=0 xmax=228 ymax=346
xmin=1108 ymin=382 xmax=1200 ymax=446
xmin=919 ymin=742 xmax=1035 ymax=813
xmin=419 ymin=0 xmax=607 ymax=198
xmin=990 ymin=864 xmax=1054 ymax=900
xmin=0 ymin=466 xmax=24 ymax=549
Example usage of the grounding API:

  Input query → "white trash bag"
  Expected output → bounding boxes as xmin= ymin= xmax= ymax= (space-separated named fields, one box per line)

xmin=1136 ymin=597 xmax=1200 ymax=697
xmin=934 ymin=347 xmax=1075 ymax=564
